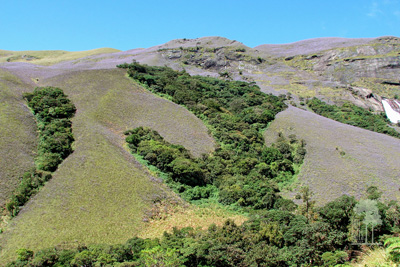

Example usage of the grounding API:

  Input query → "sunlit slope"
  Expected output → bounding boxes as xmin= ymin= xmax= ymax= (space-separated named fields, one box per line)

xmin=0 ymin=123 xmax=158 ymax=263
xmin=264 ymin=106 xmax=400 ymax=204
xmin=42 ymin=69 xmax=215 ymax=157
xmin=0 ymin=48 xmax=120 ymax=66
xmin=0 ymin=69 xmax=215 ymax=263
xmin=0 ymin=69 xmax=36 ymax=207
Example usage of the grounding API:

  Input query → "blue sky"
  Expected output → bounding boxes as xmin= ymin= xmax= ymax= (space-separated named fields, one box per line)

xmin=1 ymin=0 xmax=399 ymax=51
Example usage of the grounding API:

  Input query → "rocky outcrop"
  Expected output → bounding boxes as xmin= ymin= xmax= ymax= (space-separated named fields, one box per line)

xmin=346 ymin=86 xmax=383 ymax=111
xmin=158 ymin=45 xmax=263 ymax=72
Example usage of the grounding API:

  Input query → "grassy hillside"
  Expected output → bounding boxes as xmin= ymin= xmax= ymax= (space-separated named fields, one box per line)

xmin=1 ymin=38 xmax=400 ymax=265
xmin=264 ymin=106 xmax=400 ymax=204
xmin=0 ymin=68 xmax=218 ymax=263
xmin=43 ymin=69 xmax=215 ymax=157
xmin=0 ymin=69 xmax=36 ymax=208
xmin=0 ymin=48 xmax=120 ymax=66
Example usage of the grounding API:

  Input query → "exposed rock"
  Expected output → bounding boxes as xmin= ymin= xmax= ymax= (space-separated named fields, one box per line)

xmin=346 ymin=86 xmax=383 ymax=111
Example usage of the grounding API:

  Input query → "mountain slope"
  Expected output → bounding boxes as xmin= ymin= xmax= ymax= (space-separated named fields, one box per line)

xmin=0 ymin=69 xmax=36 ymax=207
xmin=1 ymin=36 xmax=400 ymax=263
xmin=264 ymin=106 xmax=400 ymax=204
xmin=255 ymin=37 xmax=374 ymax=57
xmin=0 ymin=68 xmax=216 ymax=263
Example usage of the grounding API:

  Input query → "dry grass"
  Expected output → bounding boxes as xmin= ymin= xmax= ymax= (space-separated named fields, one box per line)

xmin=264 ymin=106 xmax=400 ymax=205
xmin=351 ymin=247 xmax=396 ymax=267
xmin=139 ymin=202 xmax=247 ymax=239
xmin=0 ymin=48 xmax=120 ymax=66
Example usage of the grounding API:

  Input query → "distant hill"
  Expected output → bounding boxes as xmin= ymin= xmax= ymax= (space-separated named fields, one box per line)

xmin=0 ymin=48 xmax=120 ymax=65
xmin=254 ymin=37 xmax=375 ymax=57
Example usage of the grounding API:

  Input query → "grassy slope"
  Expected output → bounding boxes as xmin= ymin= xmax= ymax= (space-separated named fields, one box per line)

xmin=264 ymin=106 xmax=400 ymax=205
xmin=0 ymin=69 xmax=217 ymax=263
xmin=0 ymin=48 xmax=120 ymax=66
xmin=0 ymin=69 xmax=37 ymax=207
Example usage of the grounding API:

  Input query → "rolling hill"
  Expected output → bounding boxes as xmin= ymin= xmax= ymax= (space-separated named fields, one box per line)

xmin=0 ymin=36 xmax=399 ymax=264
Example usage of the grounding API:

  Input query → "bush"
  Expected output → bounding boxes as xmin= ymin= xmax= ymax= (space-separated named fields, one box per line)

xmin=307 ymin=97 xmax=400 ymax=138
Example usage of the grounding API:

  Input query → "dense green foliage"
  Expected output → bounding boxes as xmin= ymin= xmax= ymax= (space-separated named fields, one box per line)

xmin=5 ymin=170 xmax=52 ymax=216
xmin=307 ymin=97 xmax=400 ymax=138
xmin=6 ymin=87 xmax=76 ymax=216
xmin=385 ymin=236 xmax=400 ymax=263
xmin=7 ymin=195 xmax=400 ymax=266
xmin=120 ymin=62 xmax=306 ymax=209
xmin=24 ymin=87 xmax=76 ymax=171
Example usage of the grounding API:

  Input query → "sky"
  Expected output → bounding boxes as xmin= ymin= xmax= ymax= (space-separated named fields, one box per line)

xmin=1 ymin=0 xmax=399 ymax=51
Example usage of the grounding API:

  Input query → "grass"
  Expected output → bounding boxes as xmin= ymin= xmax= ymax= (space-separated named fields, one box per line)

xmin=1 ymin=38 xmax=399 ymax=264
xmin=0 ymin=128 xmax=158 ymax=263
xmin=139 ymin=202 xmax=247 ymax=239
xmin=351 ymin=246 xmax=396 ymax=267
xmin=0 ymin=68 xmax=216 ymax=264
xmin=351 ymin=77 xmax=400 ymax=99
xmin=264 ymin=106 xmax=400 ymax=205
xmin=0 ymin=69 xmax=37 ymax=208
xmin=0 ymin=48 xmax=120 ymax=66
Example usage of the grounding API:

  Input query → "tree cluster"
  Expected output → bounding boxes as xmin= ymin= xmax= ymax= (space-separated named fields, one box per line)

xmin=307 ymin=97 xmax=400 ymax=138
xmin=24 ymin=87 xmax=76 ymax=171
xmin=120 ymin=62 xmax=306 ymax=209
xmin=8 ymin=194 xmax=400 ymax=266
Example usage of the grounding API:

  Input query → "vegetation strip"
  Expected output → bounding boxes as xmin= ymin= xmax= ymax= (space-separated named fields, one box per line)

xmin=119 ymin=61 xmax=306 ymax=209
xmin=6 ymin=193 xmax=400 ymax=266
xmin=5 ymin=87 xmax=76 ymax=216
xmin=307 ymin=97 xmax=400 ymax=138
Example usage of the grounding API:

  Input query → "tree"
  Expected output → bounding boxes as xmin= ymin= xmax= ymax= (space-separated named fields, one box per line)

xmin=319 ymin=195 xmax=356 ymax=232
xmin=354 ymin=199 xmax=382 ymax=244
xmin=296 ymin=186 xmax=316 ymax=223
xmin=366 ymin=185 xmax=382 ymax=200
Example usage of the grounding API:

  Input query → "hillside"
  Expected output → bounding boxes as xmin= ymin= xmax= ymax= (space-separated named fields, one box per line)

xmin=0 ymin=48 xmax=120 ymax=65
xmin=264 ymin=106 xmax=400 ymax=204
xmin=0 ymin=67 xmax=216 ymax=262
xmin=0 ymin=36 xmax=400 ymax=264
xmin=0 ymin=69 xmax=37 ymax=208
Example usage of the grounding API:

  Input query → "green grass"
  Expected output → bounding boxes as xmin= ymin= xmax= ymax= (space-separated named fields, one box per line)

xmin=0 ymin=69 xmax=216 ymax=264
xmin=0 ymin=69 xmax=37 ymax=208
xmin=0 ymin=48 xmax=120 ymax=66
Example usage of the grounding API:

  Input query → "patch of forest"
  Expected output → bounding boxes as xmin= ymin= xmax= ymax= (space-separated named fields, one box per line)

xmin=307 ymin=97 xmax=400 ymax=138
xmin=119 ymin=61 xmax=305 ymax=209
xmin=7 ymin=192 xmax=400 ymax=266
xmin=5 ymin=87 xmax=76 ymax=216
